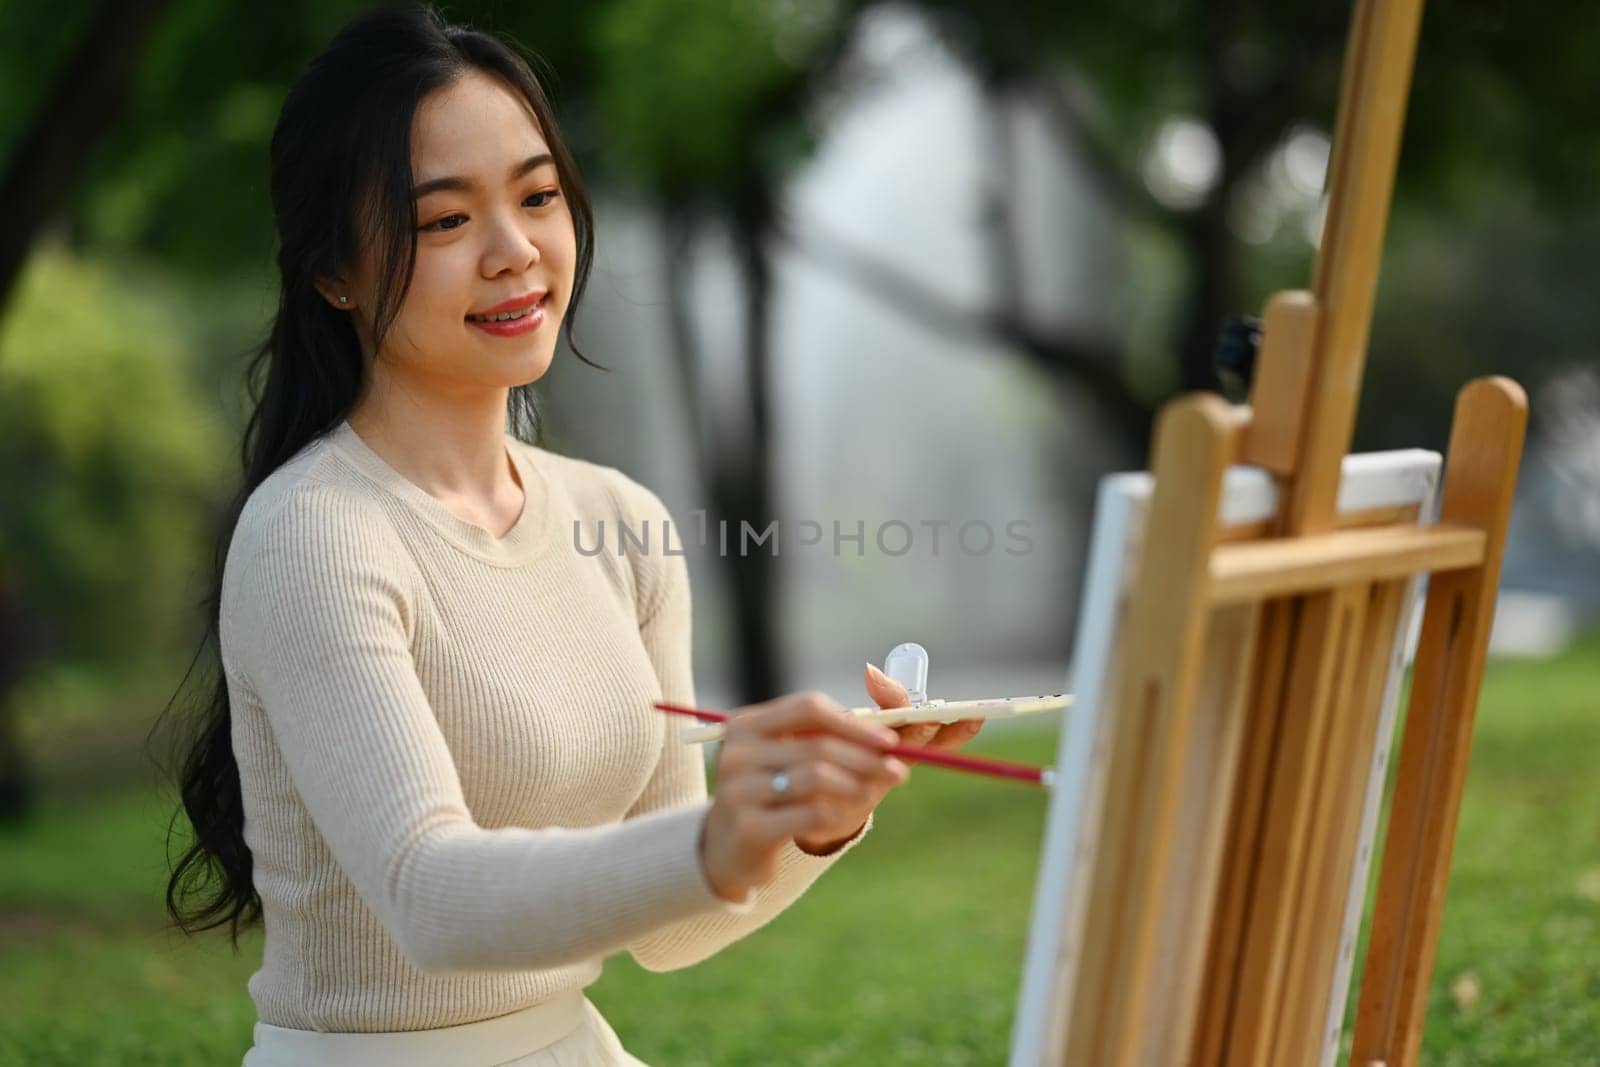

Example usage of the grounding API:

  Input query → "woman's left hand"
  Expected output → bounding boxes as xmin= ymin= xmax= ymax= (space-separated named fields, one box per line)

xmin=793 ymin=663 xmax=985 ymax=854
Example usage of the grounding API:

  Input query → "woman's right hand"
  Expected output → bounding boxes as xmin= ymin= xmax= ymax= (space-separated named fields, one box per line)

xmin=698 ymin=691 xmax=910 ymax=903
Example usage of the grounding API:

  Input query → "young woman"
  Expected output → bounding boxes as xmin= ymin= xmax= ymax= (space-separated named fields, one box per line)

xmin=162 ymin=6 xmax=982 ymax=1064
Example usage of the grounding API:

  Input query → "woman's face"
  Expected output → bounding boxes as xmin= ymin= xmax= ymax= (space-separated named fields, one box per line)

xmin=332 ymin=71 xmax=578 ymax=395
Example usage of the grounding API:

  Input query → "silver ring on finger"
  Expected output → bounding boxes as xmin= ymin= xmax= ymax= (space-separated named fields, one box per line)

xmin=769 ymin=768 xmax=792 ymax=800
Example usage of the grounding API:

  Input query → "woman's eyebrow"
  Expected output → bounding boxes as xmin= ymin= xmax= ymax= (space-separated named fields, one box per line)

xmin=413 ymin=153 xmax=554 ymax=199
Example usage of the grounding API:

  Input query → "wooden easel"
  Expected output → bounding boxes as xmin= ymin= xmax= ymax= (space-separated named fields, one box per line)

xmin=1051 ymin=0 xmax=1527 ymax=1064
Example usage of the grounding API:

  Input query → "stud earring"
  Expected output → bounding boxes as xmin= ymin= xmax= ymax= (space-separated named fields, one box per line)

xmin=338 ymin=296 xmax=349 ymax=304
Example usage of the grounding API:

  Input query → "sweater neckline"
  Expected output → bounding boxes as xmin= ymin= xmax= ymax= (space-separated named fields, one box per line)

xmin=327 ymin=419 xmax=553 ymax=567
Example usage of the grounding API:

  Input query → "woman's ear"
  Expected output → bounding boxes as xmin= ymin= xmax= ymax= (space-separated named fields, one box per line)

xmin=313 ymin=276 xmax=356 ymax=311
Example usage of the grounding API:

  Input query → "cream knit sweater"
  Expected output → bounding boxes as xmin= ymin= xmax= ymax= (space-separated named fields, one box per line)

xmin=218 ymin=420 xmax=872 ymax=1032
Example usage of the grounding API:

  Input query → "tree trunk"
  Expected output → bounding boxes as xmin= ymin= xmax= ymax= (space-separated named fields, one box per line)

xmin=658 ymin=199 xmax=783 ymax=703
xmin=1176 ymin=197 xmax=1234 ymax=395
xmin=0 ymin=569 xmax=34 ymax=824
xmin=724 ymin=180 xmax=783 ymax=701
xmin=0 ymin=0 xmax=173 ymax=315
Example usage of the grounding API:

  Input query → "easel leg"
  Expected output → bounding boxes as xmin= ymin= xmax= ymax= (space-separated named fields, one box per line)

xmin=1351 ymin=377 xmax=1527 ymax=1066
xmin=1061 ymin=396 xmax=1239 ymax=1067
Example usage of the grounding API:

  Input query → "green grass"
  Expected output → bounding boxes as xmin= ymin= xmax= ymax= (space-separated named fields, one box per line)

xmin=1 ymin=636 xmax=1596 ymax=1065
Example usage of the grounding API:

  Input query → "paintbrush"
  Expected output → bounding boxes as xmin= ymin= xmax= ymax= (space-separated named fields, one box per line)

xmin=654 ymin=701 xmax=1056 ymax=789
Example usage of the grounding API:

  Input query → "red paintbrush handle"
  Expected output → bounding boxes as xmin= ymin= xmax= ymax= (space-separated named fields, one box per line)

xmin=653 ymin=701 xmax=1050 ymax=788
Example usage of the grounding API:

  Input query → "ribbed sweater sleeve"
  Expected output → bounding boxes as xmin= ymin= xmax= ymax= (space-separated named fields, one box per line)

xmin=606 ymin=474 xmax=874 ymax=972
xmin=226 ymin=482 xmax=767 ymax=976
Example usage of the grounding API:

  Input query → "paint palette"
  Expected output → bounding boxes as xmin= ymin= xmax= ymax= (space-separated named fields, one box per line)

xmin=677 ymin=641 xmax=1072 ymax=744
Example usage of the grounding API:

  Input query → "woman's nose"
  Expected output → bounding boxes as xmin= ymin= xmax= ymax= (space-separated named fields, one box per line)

xmin=483 ymin=210 xmax=541 ymax=276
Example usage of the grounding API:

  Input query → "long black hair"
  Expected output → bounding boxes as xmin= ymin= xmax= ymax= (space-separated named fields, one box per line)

xmin=156 ymin=3 xmax=603 ymax=948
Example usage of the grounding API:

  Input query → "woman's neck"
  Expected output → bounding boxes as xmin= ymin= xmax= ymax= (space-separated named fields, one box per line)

xmin=345 ymin=379 xmax=524 ymax=535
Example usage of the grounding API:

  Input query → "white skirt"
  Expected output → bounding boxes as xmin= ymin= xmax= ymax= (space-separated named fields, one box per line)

xmin=241 ymin=989 xmax=650 ymax=1067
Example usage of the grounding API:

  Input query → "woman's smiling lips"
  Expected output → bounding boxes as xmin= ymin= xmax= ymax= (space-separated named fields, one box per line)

xmin=465 ymin=290 xmax=548 ymax=337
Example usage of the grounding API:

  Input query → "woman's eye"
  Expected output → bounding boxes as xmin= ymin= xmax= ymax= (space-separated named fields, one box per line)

xmin=418 ymin=192 xmax=559 ymax=233
xmin=420 ymin=214 xmax=465 ymax=233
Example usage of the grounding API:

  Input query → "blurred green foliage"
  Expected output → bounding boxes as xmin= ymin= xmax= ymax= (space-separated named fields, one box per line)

xmin=0 ymin=242 xmax=226 ymax=670
xmin=595 ymin=0 xmax=840 ymax=192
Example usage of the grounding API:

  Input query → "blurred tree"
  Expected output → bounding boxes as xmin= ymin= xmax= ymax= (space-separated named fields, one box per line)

xmin=0 ymin=244 xmax=225 ymax=820
xmin=594 ymin=0 xmax=862 ymax=700
xmin=0 ymin=567 xmax=28 ymax=820
xmin=0 ymin=0 xmax=173 ymax=315
xmin=587 ymin=0 xmax=1599 ymax=688
xmin=828 ymin=0 xmax=1598 ymax=451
